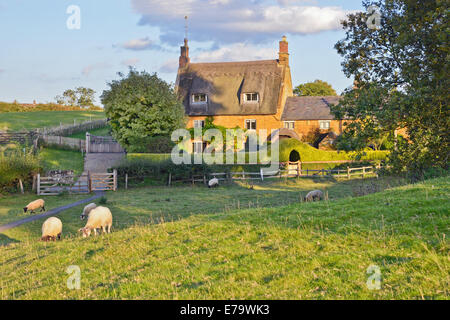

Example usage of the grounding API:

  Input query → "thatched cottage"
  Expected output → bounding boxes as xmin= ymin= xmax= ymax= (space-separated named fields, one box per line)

xmin=175 ymin=36 xmax=345 ymax=152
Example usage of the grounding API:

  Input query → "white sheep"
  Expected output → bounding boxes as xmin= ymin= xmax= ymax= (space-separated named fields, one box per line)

xmin=208 ymin=178 xmax=219 ymax=188
xmin=41 ymin=217 xmax=62 ymax=241
xmin=304 ymin=190 xmax=324 ymax=202
xmin=80 ymin=203 xmax=97 ymax=220
xmin=78 ymin=206 xmax=113 ymax=238
xmin=23 ymin=199 xmax=46 ymax=214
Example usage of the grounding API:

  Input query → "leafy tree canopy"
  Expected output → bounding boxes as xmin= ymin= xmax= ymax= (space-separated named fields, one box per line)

xmin=332 ymin=0 xmax=449 ymax=178
xmin=101 ymin=69 xmax=186 ymax=150
xmin=294 ymin=80 xmax=337 ymax=96
xmin=55 ymin=87 xmax=96 ymax=108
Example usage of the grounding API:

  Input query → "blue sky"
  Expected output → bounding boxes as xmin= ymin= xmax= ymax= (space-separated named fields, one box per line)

xmin=0 ymin=0 xmax=364 ymax=105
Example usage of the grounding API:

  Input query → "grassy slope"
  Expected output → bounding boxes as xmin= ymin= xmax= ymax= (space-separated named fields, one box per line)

xmin=0 ymin=111 xmax=105 ymax=131
xmin=0 ymin=177 xmax=448 ymax=299
xmin=65 ymin=126 xmax=111 ymax=139
xmin=39 ymin=148 xmax=84 ymax=175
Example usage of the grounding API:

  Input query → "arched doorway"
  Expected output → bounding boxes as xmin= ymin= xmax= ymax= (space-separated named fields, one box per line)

xmin=289 ymin=150 xmax=300 ymax=162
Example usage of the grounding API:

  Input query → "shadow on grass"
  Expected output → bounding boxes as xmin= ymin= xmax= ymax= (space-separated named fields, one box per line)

xmin=0 ymin=234 xmax=20 ymax=246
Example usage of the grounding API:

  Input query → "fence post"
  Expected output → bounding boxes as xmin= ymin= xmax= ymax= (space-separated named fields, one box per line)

xmin=88 ymin=171 xmax=91 ymax=192
xmin=37 ymin=174 xmax=40 ymax=195
xmin=203 ymin=175 xmax=207 ymax=186
xmin=297 ymin=162 xmax=300 ymax=178
xmin=168 ymin=173 xmax=172 ymax=187
xmin=113 ymin=169 xmax=117 ymax=191
xmin=347 ymin=166 xmax=350 ymax=179
xmin=86 ymin=133 xmax=90 ymax=154
xmin=362 ymin=167 xmax=366 ymax=178
xmin=125 ymin=173 xmax=128 ymax=190
xmin=18 ymin=179 xmax=24 ymax=194
xmin=260 ymin=168 xmax=264 ymax=181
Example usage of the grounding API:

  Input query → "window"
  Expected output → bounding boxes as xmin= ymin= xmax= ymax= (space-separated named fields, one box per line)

xmin=245 ymin=119 xmax=257 ymax=130
xmin=284 ymin=121 xmax=295 ymax=130
xmin=193 ymin=141 xmax=206 ymax=154
xmin=243 ymin=93 xmax=259 ymax=102
xmin=192 ymin=93 xmax=207 ymax=103
xmin=194 ymin=120 xmax=205 ymax=128
xmin=319 ymin=120 xmax=331 ymax=130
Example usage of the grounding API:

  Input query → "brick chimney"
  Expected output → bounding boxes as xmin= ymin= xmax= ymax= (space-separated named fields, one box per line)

xmin=179 ymin=38 xmax=190 ymax=69
xmin=278 ymin=35 xmax=289 ymax=66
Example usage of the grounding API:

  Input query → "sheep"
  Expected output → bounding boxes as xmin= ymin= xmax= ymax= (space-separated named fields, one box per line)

xmin=41 ymin=217 xmax=62 ymax=241
xmin=304 ymin=190 xmax=324 ymax=202
xmin=78 ymin=206 xmax=113 ymax=238
xmin=23 ymin=199 xmax=45 ymax=214
xmin=80 ymin=203 xmax=97 ymax=220
xmin=208 ymin=178 xmax=219 ymax=188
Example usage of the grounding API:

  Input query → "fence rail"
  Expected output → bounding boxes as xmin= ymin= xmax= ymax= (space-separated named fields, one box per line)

xmin=86 ymin=134 xmax=124 ymax=153
xmin=36 ymin=119 xmax=107 ymax=136
xmin=0 ymin=131 xmax=38 ymax=146
xmin=37 ymin=170 xmax=117 ymax=195
xmin=40 ymin=135 xmax=86 ymax=151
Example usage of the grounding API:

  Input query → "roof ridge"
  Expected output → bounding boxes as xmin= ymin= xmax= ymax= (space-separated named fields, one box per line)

xmin=189 ymin=59 xmax=278 ymax=66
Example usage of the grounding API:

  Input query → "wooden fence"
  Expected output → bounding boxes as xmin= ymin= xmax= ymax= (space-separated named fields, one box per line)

xmin=86 ymin=134 xmax=124 ymax=153
xmin=89 ymin=170 xmax=117 ymax=192
xmin=40 ymin=135 xmax=86 ymax=151
xmin=35 ymin=119 xmax=107 ymax=136
xmin=0 ymin=131 xmax=38 ymax=146
xmin=37 ymin=170 xmax=117 ymax=195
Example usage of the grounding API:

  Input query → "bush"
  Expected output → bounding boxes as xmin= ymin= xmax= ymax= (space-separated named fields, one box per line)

xmin=0 ymin=148 xmax=41 ymax=193
xmin=279 ymin=138 xmax=389 ymax=162
xmin=127 ymin=136 xmax=175 ymax=153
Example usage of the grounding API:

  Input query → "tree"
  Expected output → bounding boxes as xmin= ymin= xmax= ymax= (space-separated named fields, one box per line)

xmin=101 ymin=69 xmax=186 ymax=150
xmin=294 ymin=80 xmax=337 ymax=96
xmin=332 ymin=0 xmax=449 ymax=178
xmin=55 ymin=87 xmax=96 ymax=108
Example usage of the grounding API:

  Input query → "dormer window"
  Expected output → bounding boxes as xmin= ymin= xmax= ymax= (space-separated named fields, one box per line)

xmin=192 ymin=93 xmax=207 ymax=104
xmin=243 ymin=93 xmax=259 ymax=103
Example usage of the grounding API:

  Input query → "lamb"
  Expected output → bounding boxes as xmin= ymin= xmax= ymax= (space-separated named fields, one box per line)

xmin=78 ymin=206 xmax=113 ymax=238
xmin=41 ymin=217 xmax=62 ymax=241
xmin=80 ymin=203 xmax=97 ymax=220
xmin=23 ymin=199 xmax=46 ymax=214
xmin=208 ymin=178 xmax=219 ymax=188
xmin=304 ymin=190 xmax=324 ymax=202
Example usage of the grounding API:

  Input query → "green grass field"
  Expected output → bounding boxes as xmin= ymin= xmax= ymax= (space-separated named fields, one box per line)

xmin=65 ymin=126 xmax=111 ymax=139
xmin=39 ymin=148 xmax=84 ymax=175
xmin=0 ymin=176 xmax=448 ymax=299
xmin=0 ymin=111 xmax=105 ymax=131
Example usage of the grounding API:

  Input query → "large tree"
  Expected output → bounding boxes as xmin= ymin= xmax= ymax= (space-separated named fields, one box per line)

xmin=294 ymin=80 xmax=337 ymax=96
xmin=101 ymin=69 xmax=186 ymax=150
xmin=332 ymin=0 xmax=449 ymax=177
xmin=55 ymin=87 xmax=96 ymax=108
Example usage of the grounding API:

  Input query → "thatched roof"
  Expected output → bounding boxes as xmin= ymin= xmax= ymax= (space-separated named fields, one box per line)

xmin=282 ymin=96 xmax=341 ymax=120
xmin=177 ymin=60 xmax=283 ymax=116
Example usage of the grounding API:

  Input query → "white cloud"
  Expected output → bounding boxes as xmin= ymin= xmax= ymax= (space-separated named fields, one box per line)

xmin=121 ymin=58 xmax=140 ymax=66
xmin=121 ymin=37 xmax=155 ymax=50
xmin=131 ymin=0 xmax=353 ymax=45
xmin=193 ymin=43 xmax=276 ymax=62
xmin=82 ymin=63 xmax=111 ymax=76
xmin=159 ymin=58 xmax=179 ymax=73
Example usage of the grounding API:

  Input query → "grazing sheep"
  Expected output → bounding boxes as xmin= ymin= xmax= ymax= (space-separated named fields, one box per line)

xmin=208 ymin=178 xmax=219 ymax=188
xmin=78 ymin=206 xmax=113 ymax=238
xmin=80 ymin=203 xmax=97 ymax=220
xmin=23 ymin=199 xmax=46 ymax=214
xmin=41 ymin=217 xmax=62 ymax=241
xmin=304 ymin=190 xmax=324 ymax=202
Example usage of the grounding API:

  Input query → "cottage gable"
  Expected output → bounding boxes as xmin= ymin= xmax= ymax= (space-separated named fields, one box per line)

xmin=282 ymin=96 xmax=341 ymax=121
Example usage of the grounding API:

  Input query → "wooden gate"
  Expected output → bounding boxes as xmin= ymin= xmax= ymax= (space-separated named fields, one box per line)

xmin=86 ymin=134 xmax=124 ymax=153
xmin=89 ymin=170 xmax=117 ymax=192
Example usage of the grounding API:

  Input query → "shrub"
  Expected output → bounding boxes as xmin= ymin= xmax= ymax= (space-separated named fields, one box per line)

xmin=0 ymin=148 xmax=41 ymax=193
xmin=127 ymin=136 xmax=175 ymax=153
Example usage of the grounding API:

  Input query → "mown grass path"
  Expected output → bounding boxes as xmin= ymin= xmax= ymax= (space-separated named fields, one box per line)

xmin=0 ymin=193 xmax=103 ymax=233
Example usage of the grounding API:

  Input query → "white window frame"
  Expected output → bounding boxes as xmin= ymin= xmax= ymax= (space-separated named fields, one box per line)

xmin=191 ymin=93 xmax=207 ymax=104
xmin=243 ymin=93 xmax=259 ymax=103
xmin=245 ymin=119 xmax=257 ymax=130
xmin=194 ymin=120 xmax=205 ymax=128
xmin=284 ymin=121 xmax=295 ymax=130
xmin=319 ymin=120 xmax=331 ymax=130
